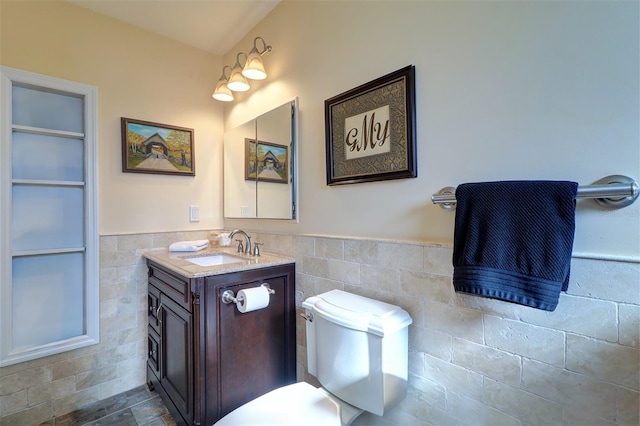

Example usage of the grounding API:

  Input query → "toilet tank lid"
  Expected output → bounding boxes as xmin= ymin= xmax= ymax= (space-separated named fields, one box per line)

xmin=302 ymin=290 xmax=412 ymax=337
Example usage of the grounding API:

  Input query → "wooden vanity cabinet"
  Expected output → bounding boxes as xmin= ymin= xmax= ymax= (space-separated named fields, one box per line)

xmin=146 ymin=261 xmax=296 ymax=426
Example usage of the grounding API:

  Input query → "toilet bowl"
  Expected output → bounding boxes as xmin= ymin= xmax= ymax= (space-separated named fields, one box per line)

xmin=213 ymin=381 xmax=363 ymax=426
xmin=214 ymin=289 xmax=412 ymax=426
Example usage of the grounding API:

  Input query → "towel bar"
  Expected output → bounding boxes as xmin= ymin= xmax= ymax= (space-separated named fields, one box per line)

xmin=432 ymin=175 xmax=639 ymax=210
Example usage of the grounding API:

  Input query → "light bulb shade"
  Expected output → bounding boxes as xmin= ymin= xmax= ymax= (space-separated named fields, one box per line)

xmin=212 ymin=79 xmax=234 ymax=102
xmin=227 ymin=66 xmax=250 ymax=92
xmin=242 ymin=50 xmax=267 ymax=80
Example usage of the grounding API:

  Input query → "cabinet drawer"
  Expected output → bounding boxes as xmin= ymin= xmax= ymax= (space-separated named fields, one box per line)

xmin=149 ymin=264 xmax=192 ymax=312
xmin=148 ymin=284 xmax=160 ymax=333
xmin=148 ymin=327 xmax=160 ymax=376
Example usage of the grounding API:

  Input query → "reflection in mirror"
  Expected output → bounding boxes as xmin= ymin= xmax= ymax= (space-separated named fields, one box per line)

xmin=223 ymin=119 xmax=256 ymax=218
xmin=223 ymin=98 xmax=297 ymax=219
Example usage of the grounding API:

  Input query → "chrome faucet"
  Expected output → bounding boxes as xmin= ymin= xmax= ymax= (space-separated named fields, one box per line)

xmin=229 ymin=229 xmax=251 ymax=254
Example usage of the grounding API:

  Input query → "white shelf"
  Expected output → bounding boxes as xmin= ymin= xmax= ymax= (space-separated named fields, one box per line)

xmin=12 ymin=179 xmax=85 ymax=187
xmin=12 ymin=124 xmax=84 ymax=139
xmin=12 ymin=247 xmax=86 ymax=257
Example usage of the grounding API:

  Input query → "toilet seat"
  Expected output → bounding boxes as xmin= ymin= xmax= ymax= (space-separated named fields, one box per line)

xmin=214 ymin=382 xmax=361 ymax=426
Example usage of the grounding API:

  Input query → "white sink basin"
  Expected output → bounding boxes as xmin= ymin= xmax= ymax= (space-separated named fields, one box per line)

xmin=184 ymin=253 xmax=245 ymax=267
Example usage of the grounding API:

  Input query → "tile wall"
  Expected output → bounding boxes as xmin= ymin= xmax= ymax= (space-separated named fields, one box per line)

xmin=1 ymin=231 xmax=638 ymax=425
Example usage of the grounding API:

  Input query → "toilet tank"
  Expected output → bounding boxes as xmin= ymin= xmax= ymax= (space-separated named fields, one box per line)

xmin=302 ymin=290 xmax=412 ymax=416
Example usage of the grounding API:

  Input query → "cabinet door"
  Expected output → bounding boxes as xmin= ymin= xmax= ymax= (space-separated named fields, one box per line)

xmin=218 ymin=275 xmax=295 ymax=416
xmin=159 ymin=294 xmax=194 ymax=425
xmin=1 ymin=67 xmax=99 ymax=367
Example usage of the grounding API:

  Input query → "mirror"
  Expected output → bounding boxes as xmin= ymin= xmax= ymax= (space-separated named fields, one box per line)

xmin=224 ymin=98 xmax=297 ymax=219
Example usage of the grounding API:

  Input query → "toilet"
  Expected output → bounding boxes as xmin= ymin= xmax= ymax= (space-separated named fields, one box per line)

xmin=214 ymin=289 xmax=413 ymax=426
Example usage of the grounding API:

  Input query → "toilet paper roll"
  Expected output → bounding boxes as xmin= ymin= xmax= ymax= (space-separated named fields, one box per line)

xmin=236 ymin=286 xmax=270 ymax=313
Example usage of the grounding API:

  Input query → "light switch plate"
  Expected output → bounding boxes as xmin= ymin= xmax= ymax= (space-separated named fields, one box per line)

xmin=189 ymin=205 xmax=200 ymax=222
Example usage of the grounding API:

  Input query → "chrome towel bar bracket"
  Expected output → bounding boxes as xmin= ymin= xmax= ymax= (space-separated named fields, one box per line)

xmin=431 ymin=175 xmax=639 ymax=210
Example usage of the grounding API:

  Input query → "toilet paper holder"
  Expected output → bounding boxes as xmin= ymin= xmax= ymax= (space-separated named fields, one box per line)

xmin=221 ymin=283 xmax=275 ymax=305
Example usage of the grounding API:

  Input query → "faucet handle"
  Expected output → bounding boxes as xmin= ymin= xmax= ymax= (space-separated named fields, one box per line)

xmin=235 ymin=239 xmax=244 ymax=253
xmin=253 ymin=242 xmax=263 ymax=257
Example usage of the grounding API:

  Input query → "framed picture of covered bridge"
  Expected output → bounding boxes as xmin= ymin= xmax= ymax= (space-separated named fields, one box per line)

xmin=121 ymin=117 xmax=195 ymax=176
xmin=244 ymin=138 xmax=289 ymax=184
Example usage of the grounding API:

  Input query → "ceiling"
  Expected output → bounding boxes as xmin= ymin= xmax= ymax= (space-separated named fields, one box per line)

xmin=68 ymin=0 xmax=280 ymax=56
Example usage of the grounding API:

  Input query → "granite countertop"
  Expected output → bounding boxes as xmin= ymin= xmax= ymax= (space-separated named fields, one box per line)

xmin=143 ymin=246 xmax=295 ymax=278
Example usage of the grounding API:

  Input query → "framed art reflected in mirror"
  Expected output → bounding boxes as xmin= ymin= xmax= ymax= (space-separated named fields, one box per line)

xmin=245 ymin=138 xmax=289 ymax=184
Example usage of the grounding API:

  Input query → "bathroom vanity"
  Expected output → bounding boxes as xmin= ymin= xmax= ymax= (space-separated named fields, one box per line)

xmin=144 ymin=248 xmax=296 ymax=425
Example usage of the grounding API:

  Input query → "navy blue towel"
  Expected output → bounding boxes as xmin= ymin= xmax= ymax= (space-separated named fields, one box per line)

xmin=452 ymin=180 xmax=578 ymax=311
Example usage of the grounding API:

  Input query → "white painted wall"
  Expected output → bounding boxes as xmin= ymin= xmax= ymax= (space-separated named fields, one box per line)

xmin=0 ymin=0 xmax=225 ymax=236
xmin=224 ymin=1 xmax=640 ymax=259
xmin=3 ymin=1 xmax=636 ymax=258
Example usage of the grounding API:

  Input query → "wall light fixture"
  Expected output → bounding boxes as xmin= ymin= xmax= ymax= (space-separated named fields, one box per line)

xmin=212 ymin=37 xmax=272 ymax=102
xmin=212 ymin=66 xmax=234 ymax=102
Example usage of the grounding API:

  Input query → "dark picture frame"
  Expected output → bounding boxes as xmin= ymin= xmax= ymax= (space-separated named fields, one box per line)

xmin=324 ymin=65 xmax=417 ymax=185
xmin=121 ymin=117 xmax=195 ymax=176
xmin=244 ymin=138 xmax=289 ymax=184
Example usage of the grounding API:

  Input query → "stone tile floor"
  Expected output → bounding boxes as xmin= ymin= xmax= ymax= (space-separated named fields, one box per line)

xmin=39 ymin=386 xmax=176 ymax=426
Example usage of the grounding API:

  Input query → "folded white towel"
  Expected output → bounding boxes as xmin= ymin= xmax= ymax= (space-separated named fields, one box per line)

xmin=169 ymin=240 xmax=209 ymax=252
